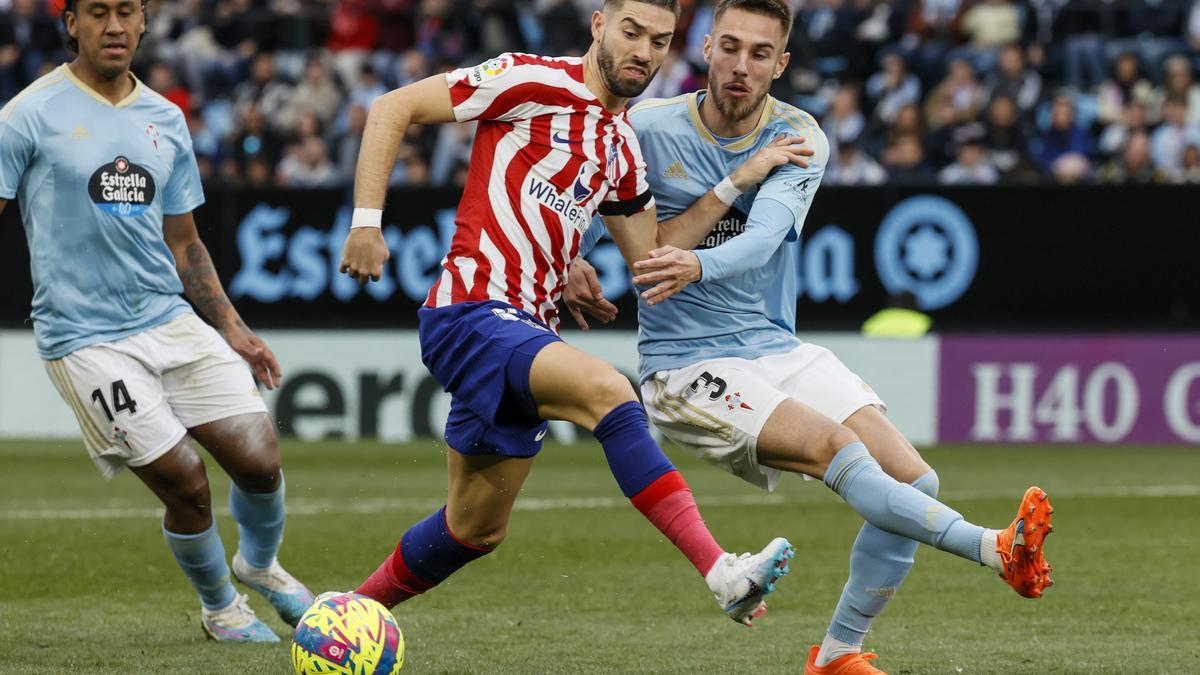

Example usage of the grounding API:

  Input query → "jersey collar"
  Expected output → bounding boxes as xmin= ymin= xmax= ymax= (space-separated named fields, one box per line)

xmin=58 ymin=63 xmax=142 ymax=108
xmin=686 ymin=90 xmax=775 ymax=152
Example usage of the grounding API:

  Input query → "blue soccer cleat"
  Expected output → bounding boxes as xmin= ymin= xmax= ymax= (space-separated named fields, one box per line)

xmin=705 ymin=536 xmax=796 ymax=627
xmin=201 ymin=593 xmax=281 ymax=643
xmin=232 ymin=552 xmax=315 ymax=627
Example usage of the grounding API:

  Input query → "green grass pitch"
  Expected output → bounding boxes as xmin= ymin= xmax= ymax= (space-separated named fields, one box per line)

xmin=1 ymin=439 xmax=1197 ymax=674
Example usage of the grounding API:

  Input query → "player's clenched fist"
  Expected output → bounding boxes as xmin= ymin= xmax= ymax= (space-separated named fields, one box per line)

xmin=340 ymin=228 xmax=390 ymax=284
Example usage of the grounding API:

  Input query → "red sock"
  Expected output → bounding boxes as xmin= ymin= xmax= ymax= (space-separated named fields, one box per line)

xmin=354 ymin=543 xmax=435 ymax=609
xmin=629 ymin=471 xmax=724 ymax=576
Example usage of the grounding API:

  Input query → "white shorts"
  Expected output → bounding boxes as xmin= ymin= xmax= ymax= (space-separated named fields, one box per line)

xmin=640 ymin=343 xmax=885 ymax=492
xmin=43 ymin=313 xmax=267 ymax=479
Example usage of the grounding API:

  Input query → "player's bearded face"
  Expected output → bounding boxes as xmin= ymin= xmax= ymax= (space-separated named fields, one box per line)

xmin=597 ymin=34 xmax=663 ymax=99
xmin=68 ymin=0 xmax=146 ymax=78
xmin=705 ymin=11 xmax=789 ymax=123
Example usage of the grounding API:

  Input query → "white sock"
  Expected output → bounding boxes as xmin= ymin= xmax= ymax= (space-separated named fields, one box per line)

xmin=979 ymin=529 xmax=1002 ymax=572
xmin=816 ymin=633 xmax=860 ymax=667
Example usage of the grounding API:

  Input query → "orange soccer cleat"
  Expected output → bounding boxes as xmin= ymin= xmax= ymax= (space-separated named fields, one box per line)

xmin=805 ymin=645 xmax=887 ymax=674
xmin=996 ymin=486 xmax=1055 ymax=598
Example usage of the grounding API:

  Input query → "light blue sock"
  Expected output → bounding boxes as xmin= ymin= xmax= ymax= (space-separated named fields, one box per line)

xmin=826 ymin=469 xmax=940 ymax=645
xmin=824 ymin=443 xmax=983 ymax=564
xmin=163 ymin=522 xmax=237 ymax=611
xmin=229 ymin=471 xmax=286 ymax=569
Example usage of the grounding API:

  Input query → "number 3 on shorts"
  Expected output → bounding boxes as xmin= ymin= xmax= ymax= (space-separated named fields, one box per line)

xmin=90 ymin=379 xmax=139 ymax=422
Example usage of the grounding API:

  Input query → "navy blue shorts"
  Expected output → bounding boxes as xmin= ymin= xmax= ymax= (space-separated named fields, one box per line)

xmin=418 ymin=301 xmax=563 ymax=457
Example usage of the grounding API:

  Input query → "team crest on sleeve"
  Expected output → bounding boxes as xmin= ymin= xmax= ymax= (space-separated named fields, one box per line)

xmin=144 ymin=123 xmax=160 ymax=151
xmin=88 ymin=155 xmax=156 ymax=216
xmin=468 ymin=55 xmax=513 ymax=85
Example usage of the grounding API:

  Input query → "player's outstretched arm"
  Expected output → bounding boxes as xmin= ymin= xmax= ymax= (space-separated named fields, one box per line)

xmin=341 ymin=75 xmax=457 ymax=284
xmin=656 ymin=134 xmax=813 ymax=251
xmin=164 ymin=212 xmax=282 ymax=390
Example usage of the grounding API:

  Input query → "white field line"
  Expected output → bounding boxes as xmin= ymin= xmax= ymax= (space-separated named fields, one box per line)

xmin=1 ymin=484 xmax=1198 ymax=521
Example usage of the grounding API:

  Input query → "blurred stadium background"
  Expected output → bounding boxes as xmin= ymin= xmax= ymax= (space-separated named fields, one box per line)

xmin=2 ymin=0 xmax=1199 ymax=673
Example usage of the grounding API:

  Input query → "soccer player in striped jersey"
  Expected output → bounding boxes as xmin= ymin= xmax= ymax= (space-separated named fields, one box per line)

xmin=0 ymin=0 xmax=313 ymax=642
xmin=567 ymin=0 xmax=1056 ymax=672
xmin=336 ymin=0 xmax=808 ymax=628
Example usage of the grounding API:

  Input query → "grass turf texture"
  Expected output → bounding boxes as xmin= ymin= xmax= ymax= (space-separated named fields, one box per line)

xmin=1 ymin=440 xmax=1197 ymax=674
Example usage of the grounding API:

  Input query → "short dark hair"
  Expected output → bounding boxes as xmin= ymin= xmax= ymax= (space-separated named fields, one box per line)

xmin=712 ymin=0 xmax=793 ymax=40
xmin=61 ymin=0 xmax=149 ymax=54
xmin=603 ymin=0 xmax=682 ymax=19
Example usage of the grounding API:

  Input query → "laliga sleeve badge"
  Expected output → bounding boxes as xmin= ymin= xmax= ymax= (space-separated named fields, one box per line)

xmin=468 ymin=55 xmax=513 ymax=86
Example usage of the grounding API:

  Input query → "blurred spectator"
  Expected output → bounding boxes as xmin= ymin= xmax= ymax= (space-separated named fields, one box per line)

xmin=1173 ymin=144 xmax=1200 ymax=183
xmin=939 ymin=132 xmax=999 ymax=184
xmin=1098 ymin=131 xmax=1164 ymax=184
xmin=335 ymin=104 xmax=369 ymax=186
xmin=0 ymin=0 xmax=60 ymax=100
xmin=232 ymin=104 xmax=283 ymax=175
xmin=278 ymin=135 xmax=338 ymax=187
xmin=829 ymin=140 xmax=887 ymax=185
xmin=865 ymin=51 xmax=921 ymax=126
xmin=1095 ymin=52 xmax=1153 ymax=128
xmin=981 ymin=94 xmax=1035 ymax=181
xmin=1150 ymin=55 xmax=1200 ymax=127
xmin=983 ymin=43 xmax=1041 ymax=116
xmin=348 ymin=63 xmax=389 ymax=114
xmin=823 ymin=83 xmax=867 ymax=150
xmin=147 ymin=63 xmax=193 ymax=122
xmin=282 ymin=58 xmax=343 ymax=132
xmin=1034 ymin=94 xmax=1094 ymax=181
xmin=958 ymin=0 xmax=1020 ymax=56
xmin=923 ymin=57 xmax=982 ymax=129
xmin=881 ymin=133 xmax=934 ymax=182
xmin=1054 ymin=0 xmax=1115 ymax=90
xmin=375 ymin=0 xmax=418 ymax=53
xmin=234 ymin=52 xmax=295 ymax=133
xmin=1150 ymin=96 xmax=1200 ymax=171
xmin=1098 ymin=100 xmax=1148 ymax=158
xmin=328 ymin=0 xmax=380 ymax=85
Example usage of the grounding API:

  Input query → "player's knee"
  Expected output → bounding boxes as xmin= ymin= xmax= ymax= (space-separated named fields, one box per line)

xmin=233 ymin=439 xmax=282 ymax=493
xmin=587 ymin=370 xmax=637 ymax=426
xmin=169 ymin=474 xmax=213 ymax=520
xmin=453 ymin=520 xmax=508 ymax=551
xmin=823 ymin=426 xmax=861 ymax=461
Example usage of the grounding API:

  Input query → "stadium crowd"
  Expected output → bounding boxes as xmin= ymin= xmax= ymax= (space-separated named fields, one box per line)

xmin=5 ymin=0 xmax=1200 ymax=186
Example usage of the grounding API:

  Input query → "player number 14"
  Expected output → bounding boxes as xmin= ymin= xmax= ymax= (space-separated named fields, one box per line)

xmin=91 ymin=379 xmax=139 ymax=421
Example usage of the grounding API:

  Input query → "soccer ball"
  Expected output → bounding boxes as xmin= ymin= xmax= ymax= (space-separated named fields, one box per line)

xmin=291 ymin=593 xmax=404 ymax=674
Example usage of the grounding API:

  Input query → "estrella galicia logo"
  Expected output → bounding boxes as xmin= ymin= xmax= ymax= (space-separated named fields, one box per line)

xmin=88 ymin=156 xmax=156 ymax=217
xmin=874 ymin=195 xmax=978 ymax=310
xmin=696 ymin=208 xmax=748 ymax=250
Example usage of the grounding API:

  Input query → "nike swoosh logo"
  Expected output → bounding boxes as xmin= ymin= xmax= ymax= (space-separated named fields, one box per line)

xmin=1009 ymin=519 xmax=1025 ymax=559
xmin=553 ymin=131 xmax=580 ymax=145
xmin=534 ymin=429 xmax=547 ymax=441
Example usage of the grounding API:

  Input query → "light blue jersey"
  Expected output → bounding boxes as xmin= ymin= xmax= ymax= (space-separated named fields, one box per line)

xmin=0 ymin=65 xmax=204 ymax=359
xmin=582 ymin=91 xmax=829 ymax=382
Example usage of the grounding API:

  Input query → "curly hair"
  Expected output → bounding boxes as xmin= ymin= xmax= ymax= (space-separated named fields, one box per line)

xmin=61 ymin=0 xmax=149 ymax=54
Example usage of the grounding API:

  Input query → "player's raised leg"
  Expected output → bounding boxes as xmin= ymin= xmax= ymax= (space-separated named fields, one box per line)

xmin=530 ymin=341 xmax=794 ymax=626
xmin=131 ymin=439 xmax=279 ymax=643
xmin=757 ymin=399 xmax=1054 ymax=597
xmin=191 ymin=412 xmax=314 ymax=627
xmin=357 ymin=452 xmax=533 ymax=607
xmin=806 ymin=406 xmax=937 ymax=673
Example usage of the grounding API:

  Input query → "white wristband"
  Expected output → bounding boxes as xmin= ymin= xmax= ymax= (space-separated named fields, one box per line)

xmin=350 ymin=207 xmax=383 ymax=230
xmin=712 ymin=176 xmax=743 ymax=206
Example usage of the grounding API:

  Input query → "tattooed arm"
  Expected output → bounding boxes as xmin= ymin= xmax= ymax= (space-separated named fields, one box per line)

xmin=163 ymin=212 xmax=282 ymax=389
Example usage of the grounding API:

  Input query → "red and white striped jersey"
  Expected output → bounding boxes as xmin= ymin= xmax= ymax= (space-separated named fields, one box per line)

xmin=424 ymin=52 xmax=655 ymax=332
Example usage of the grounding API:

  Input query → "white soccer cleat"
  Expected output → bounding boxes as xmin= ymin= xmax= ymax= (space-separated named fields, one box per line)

xmin=705 ymin=536 xmax=796 ymax=627
xmin=200 ymin=593 xmax=280 ymax=643
xmin=232 ymin=551 xmax=315 ymax=627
